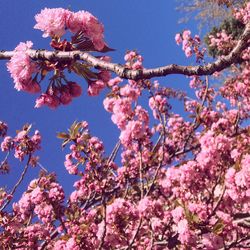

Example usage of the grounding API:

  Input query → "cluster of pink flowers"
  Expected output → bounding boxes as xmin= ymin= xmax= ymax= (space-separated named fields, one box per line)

xmin=0 ymin=122 xmax=8 ymax=137
xmin=167 ymin=114 xmax=193 ymax=150
xmin=63 ymin=121 xmax=106 ymax=176
xmin=208 ymin=30 xmax=235 ymax=53
xmin=149 ymin=94 xmax=168 ymax=119
xmin=119 ymin=106 xmax=149 ymax=147
xmin=221 ymin=61 xmax=250 ymax=112
xmin=1 ymin=125 xmax=41 ymax=161
xmin=2 ymin=79 xmax=250 ymax=249
xmin=7 ymin=8 xmax=112 ymax=109
xmin=34 ymin=8 xmax=105 ymax=51
xmin=99 ymin=198 xmax=139 ymax=248
xmin=175 ymin=30 xmax=206 ymax=61
xmin=53 ymin=238 xmax=80 ymax=250
xmin=107 ymin=95 xmax=149 ymax=147
xmin=7 ymin=41 xmax=40 ymax=93
xmin=34 ymin=8 xmax=69 ymax=38
xmin=124 ymin=50 xmax=143 ymax=69
xmin=225 ymin=154 xmax=250 ymax=205
xmin=35 ymin=81 xmax=82 ymax=109
xmin=103 ymin=52 xmax=150 ymax=148
xmin=58 ymin=121 xmax=119 ymax=213
xmin=234 ymin=2 xmax=250 ymax=24
xmin=159 ymin=120 xmax=248 ymax=247
xmin=87 ymin=69 xmax=111 ymax=97
xmin=7 ymin=174 xmax=64 ymax=247
xmin=6 ymin=39 xmax=83 ymax=108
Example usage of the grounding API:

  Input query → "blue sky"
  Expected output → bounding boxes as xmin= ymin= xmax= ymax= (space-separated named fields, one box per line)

xmin=0 ymin=1 xmax=199 ymax=198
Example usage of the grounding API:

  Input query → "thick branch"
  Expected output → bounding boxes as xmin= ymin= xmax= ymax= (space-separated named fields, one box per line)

xmin=0 ymin=23 xmax=249 ymax=80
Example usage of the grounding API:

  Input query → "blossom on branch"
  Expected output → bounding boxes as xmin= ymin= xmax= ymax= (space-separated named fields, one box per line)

xmin=7 ymin=41 xmax=39 ymax=93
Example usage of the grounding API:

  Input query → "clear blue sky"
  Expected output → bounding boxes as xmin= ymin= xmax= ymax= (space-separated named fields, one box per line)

xmin=0 ymin=1 xmax=198 ymax=197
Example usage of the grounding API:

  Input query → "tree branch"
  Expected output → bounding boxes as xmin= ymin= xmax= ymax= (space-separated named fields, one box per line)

xmin=0 ymin=23 xmax=249 ymax=80
xmin=234 ymin=213 xmax=250 ymax=229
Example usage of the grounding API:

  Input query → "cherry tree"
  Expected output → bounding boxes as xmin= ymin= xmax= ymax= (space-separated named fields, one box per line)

xmin=0 ymin=2 xmax=250 ymax=249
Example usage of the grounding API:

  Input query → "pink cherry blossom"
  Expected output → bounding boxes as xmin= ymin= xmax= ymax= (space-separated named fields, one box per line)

xmin=182 ymin=30 xmax=191 ymax=40
xmin=7 ymin=41 xmax=38 ymax=92
xmin=35 ymin=93 xmax=60 ymax=109
xmin=88 ymin=80 xmax=105 ymax=96
xmin=175 ymin=33 xmax=182 ymax=45
xmin=34 ymin=8 xmax=70 ymax=38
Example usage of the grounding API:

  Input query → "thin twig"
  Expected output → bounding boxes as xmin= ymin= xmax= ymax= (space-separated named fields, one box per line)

xmin=40 ymin=228 xmax=59 ymax=250
xmin=37 ymin=162 xmax=49 ymax=173
xmin=152 ymin=133 xmax=163 ymax=154
xmin=0 ymin=154 xmax=31 ymax=212
xmin=125 ymin=218 xmax=142 ymax=250
xmin=139 ymin=148 xmax=144 ymax=199
xmin=0 ymin=151 xmax=10 ymax=169
xmin=98 ymin=196 xmax=107 ymax=250
xmin=149 ymin=221 xmax=155 ymax=250
xmin=145 ymin=118 xmax=166 ymax=196
xmin=205 ymin=184 xmax=226 ymax=222
xmin=123 ymin=181 xmax=129 ymax=199
xmin=107 ymin=140 xmax=121 ymax=164
xmin=177 ymin=75 xmax=210 ymax=156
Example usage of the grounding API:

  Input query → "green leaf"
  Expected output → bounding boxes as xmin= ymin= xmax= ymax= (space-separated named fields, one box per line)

xmin=212 ymin=219 xmax=224 ymax=234
xmin=71 ymin=122 xmax=82 ymax=139
xmin=82 ymin=67 xmax=99 ymax=80
xmin=71 ymin=31 xmax=115 ymax=52
xmin=72 ymin=62 xmax=98 ymax=81
xmin=57 ymin=132 xmax=70 ymax=139
xmin=69 ymin=121 xmax=78 ymax=135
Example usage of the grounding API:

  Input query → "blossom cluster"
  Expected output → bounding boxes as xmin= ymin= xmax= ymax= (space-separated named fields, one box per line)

xmin=35 ymin=81 xmax=82 ymax=109
xmin=234 ymin=2 xmax=250 ymax=24
xmin=103 ymin=53 xmax=151 ymax=149
xmin=208 ymin=30 xmax=235 ymax=53
xmin=87 ymin=57 xmax=111 ymax=96
xmin=175 ymin=30 xmax=206 ymax=61
xmin=7 ymin=41 xmax=39 ymax=93
xmin=34 ymin=8 xmax=105 ymax=51
xmin=1 ymin=124 xmax=41 ymax=161
xmin=7 ymin=8 xmax=110 ymax=109
xmin=221 ymin=61 xmax=250 ymax=112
